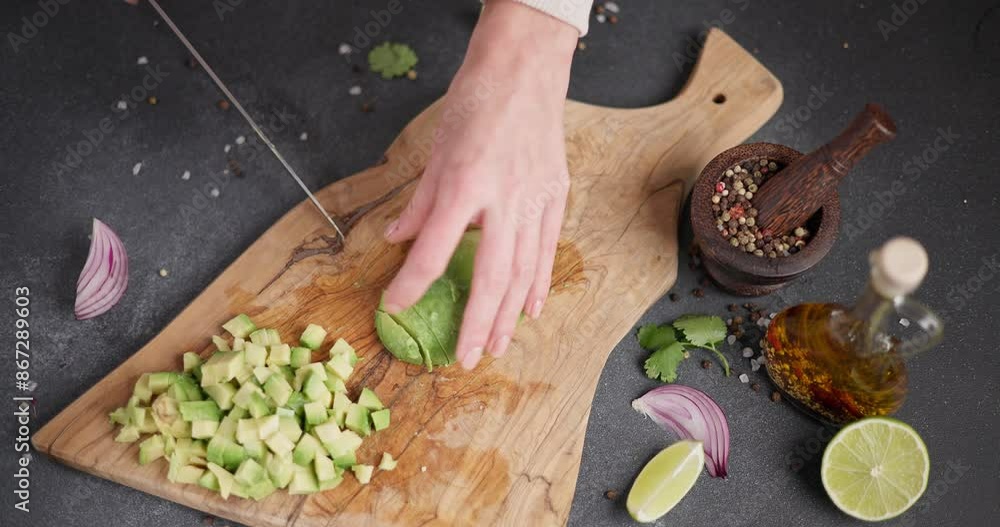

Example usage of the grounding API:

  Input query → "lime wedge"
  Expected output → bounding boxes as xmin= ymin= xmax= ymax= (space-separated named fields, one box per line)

xmin=627 ymin=440 xmax=704 ymax=523
xmin=821 ymin=417 xmax=930 ymax=521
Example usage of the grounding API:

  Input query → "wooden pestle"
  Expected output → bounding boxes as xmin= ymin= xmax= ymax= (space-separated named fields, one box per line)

xmin=754 ymin=104 xmax=897 ymax=236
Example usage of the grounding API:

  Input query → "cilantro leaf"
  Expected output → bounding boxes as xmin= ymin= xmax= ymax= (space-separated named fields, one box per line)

xmin=672 ymin=315 xmax=726 ymax=349
xmin=637 ymin=324 xmax=676 ymax=350
xmin=368 ymin=42 xmax=418 ymax=79
xmin=643 ymin=342 xmax=687 ymax=383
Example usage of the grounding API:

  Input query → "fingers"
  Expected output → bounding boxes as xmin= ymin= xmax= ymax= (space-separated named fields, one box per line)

xmin=382 ymin=193 xmax=474 ymax=314
xmin=487 ymin=221 xmax=539 ymax=358
xmin=384 ymin=176 xmax=438 ymax=242
xmin=456 ymin=214 xmax=516 ymax=369
xmin=524 ymin=183 xmax=567 ymax=320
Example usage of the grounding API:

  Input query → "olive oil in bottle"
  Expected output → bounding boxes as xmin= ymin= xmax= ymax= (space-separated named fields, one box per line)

xmin=763 ymin=237 xmax=942 ymax=425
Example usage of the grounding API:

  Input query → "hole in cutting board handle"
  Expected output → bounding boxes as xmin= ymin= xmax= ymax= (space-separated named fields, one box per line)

xmin=713 ymin=94 xmax=727 ymax=104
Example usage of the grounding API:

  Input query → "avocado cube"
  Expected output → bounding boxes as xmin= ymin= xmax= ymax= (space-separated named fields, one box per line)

xmin=252 ymin=366 xmax=273 ymax=384
xmin=266 ymin=453 xmax=295 ymax=489
xmin=324 ymin=376 xmax=347 ymax=394
xmin=201 ymin=351 xmax=245 ymax=386
xmin=244 ymin=343 xmax=267 ymax=367
xmin=288 ymin=465 xmax=319 ymax=495
xmin=324 ymin=430 xmax=363 ymax=458
xmin=234 ymin=458 xmax=267 ymax=486
xmin=223 ymin=314 xmax=257 ymax=339
xmin=263 ymin=374 xmax=293 ymax=407
xmin=299 ymin=324 xmax=328 ymax=350
xmin=268 ymin=344 xmax=291 ymax=366
xmin=302 ymin=373 xmax=330 ymax=403
xmin=198 ymin=469 xmax=220 ymax=491
xmin=314 ymin=453 xmax=339 ymax=484
xmin=206 ymin=463 xmax=236 ymax=499
xmin=264 ymin=432 xmax=296 ymax=457
xmin=182 ymin=352 xmax=203 ymax=373
xmin=333 ymin=451 xmax=357 ymax=469
xmin=175 ymin=465 xmax=205 ymax=485
xmin=289 ymin=346 xmax=313 ymax=368
xmin=248 ymin=328 xmax=270 ymax=346
xmin=203 ymin=382 xmax=238 ymax=410
xmin=345 ymin=404 xmax=371 ymax=436
xmin=304 ymin=402 xmax=329 ymax=426
xmin=246 ymin=478 xmax=277 ymax=500
xmin=378 ymin=452 xmax=397 ymax=471
xmin=115 ymin=425 xmax=140 ymax=443
xmin=212 ymin=335 xmax=231 ymax=352
xmin=139 ymin=434 xmax=165 ymax=465
xmin=243 ymin=438 xmax=266 ymax=461
xmin=292 ymin=433 xmax=322 ymax=466
xmin=370 ymin=409 xmax=391 ymax=432
xmin=278 ymin=416 xmax=303 ymax=443
xmin=358 ymin=388 xmax=384 ymax=411
xmin=232 ymin=337 xmax=246 ymax=352
xmin=331 ymin=392 xmax=351 ymax=428
xmin=352 ymin=464 xmax=374 ymax=485
xmin=233 ymin=383 xmax=264 ymax=409
xmin=326 ymin=354 xmax=353 ymax=381
xmin=236 ymin=418 xmax=259 ymax=445
xmin=328 ymin=338 xmax=359 ymax=366
xmin=191 ymin=420 xmax=220 ymax=439
xmin=312 ymin=421 xmax=341 ymax=445
xmin=109 ymin=406 xmax=129 ymax=427
xmin=257 ymin=415 xmax=280 ymax=440
xmin=148 ymin=372 xmax=179 ymax=394
xmin=266 ymin=329 xmax=282 ymax=346
xmin=179 ymin=400 xmax=222 ymax=422
xmin=133 ymin=373 xmax=153 ymax=404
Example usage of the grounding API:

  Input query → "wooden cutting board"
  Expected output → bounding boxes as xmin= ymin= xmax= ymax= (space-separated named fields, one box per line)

xmin=34 ymin=29 xmax=781 ymax=527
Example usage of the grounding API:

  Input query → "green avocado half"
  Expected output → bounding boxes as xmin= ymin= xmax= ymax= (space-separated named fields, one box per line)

xmin=375 ymin=231 xmax=480 ymax=370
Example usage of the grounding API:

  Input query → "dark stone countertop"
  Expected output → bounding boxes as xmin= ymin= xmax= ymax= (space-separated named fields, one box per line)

xmin=1 ymin=1 xmax=997 ymax=526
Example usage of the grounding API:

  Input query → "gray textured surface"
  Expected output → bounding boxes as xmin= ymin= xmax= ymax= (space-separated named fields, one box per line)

xmin=1 ymin=1 xmax=998 ymax=526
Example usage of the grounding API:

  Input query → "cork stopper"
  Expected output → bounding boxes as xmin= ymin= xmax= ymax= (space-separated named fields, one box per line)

xmin=869 ymin=237 xmax=928 ymax=298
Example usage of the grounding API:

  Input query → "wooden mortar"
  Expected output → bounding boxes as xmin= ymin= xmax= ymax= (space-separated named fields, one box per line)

xmin=691 ymin=143 xmax=841 ymax=296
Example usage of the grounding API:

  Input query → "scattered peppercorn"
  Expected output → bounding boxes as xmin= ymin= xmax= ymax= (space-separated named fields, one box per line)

xmin=361 ymin=101 xmax=375 ymax=113
xmin=217 ymin=99 xmax=230 ymax=111
xmin=771 ymin=391 xmax=782 ymax=402
xmin=728 ymin=303 xmax=739 ymax=312
xmin=751 ymin=383 xmax=760 ymax=392
xmin=701 ymin=360 xmax=712 ymax=369
xmin=595 ymin=5 xmax=605 ymax=13
xmin=228 ymin=158 xmax=243 ymax=178
xmin=604 ymin=489 xmax=620 ymax=500
xmin=609 ymin=14 xmax=619 ymax=24
xmin=692 ymin=288 xmax=705 ymax=298
xmin=669 ymin=293 xmax=680 ymax=302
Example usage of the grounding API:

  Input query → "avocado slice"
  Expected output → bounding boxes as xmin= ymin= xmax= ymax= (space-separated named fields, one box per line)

xmin=374 ymin=310 xmax=423 ymax=365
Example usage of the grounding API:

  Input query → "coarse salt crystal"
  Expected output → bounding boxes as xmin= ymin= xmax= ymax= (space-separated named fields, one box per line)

xmin=739 ymin=373 xmax=749 ymax=383
xmin=750 ymin=359 xmax=761 ymax=372
xmin=899 ymin=318 xmax=911 ymax=327
xmin=727 ymin=334 xmax=737 ymax=345
xmin=181 ymin=170 xmax=191 ymax=180
xmin=235 ymin=136 xmax=246 ymax=145
xmin=338 ymin=43 xmax=352 ymax=55
xmin=596 ymin=13 xmax=607 ymax=23
xmin=158 ymin=268 xmax=168 ymax=277
xmin=604 ymin=2 xmax=620 ymax=13
xmin=742 ymin=347 xmax=753 ymax=358
xmin=224 ymin=144 xmax=231 ymax=153
xmin=132 ymin=162 xmax=142 ymax=175
xmin=137 ymin=56 xmax=149 ymax=65
xmin=116 ymin=100 xmax=128 ymax=111
xmin=349 ymin=85 xmax=362 ymax=96
xmin=210 ymin=187 xmax=220 ymax=198
xmin=420 ymin=466 xmax=427 ymax=472
xmin=299 ymin=132 xmax=308 ymax=141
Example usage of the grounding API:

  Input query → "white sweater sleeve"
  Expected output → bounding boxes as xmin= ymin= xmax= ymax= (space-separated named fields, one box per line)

xmin=510 ymin=0 xmax=594 ymax=36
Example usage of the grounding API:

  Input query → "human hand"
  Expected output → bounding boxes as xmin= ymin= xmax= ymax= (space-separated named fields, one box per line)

xmin=381 ymin=0 xmax=578 ymax=369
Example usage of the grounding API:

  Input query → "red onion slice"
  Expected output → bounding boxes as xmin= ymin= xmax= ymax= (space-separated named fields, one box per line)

xmin=74 ymin=219 xmax=129 ymax=320
xmin=633 ymin=385 xmax=731 ymax=478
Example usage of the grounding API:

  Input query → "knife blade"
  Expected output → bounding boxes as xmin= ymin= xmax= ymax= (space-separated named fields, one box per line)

xmin=146 ymin=0 xmax=347 ymax=243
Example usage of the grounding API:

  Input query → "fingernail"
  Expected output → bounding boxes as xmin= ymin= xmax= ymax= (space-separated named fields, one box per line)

xmin=490 ymin=335 xmax=510 ymax=357
xmin=383 ymin=302 xmax=403 ymax=314
xmin=461 ymin=347 xmax=483 ymax=370
xmin=529 ymin=299 xmax=544 ymax=319
xmin=383 ymin=220 xmax=398 ymax=239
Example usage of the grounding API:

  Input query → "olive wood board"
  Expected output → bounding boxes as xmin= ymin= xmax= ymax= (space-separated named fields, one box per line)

xmin=34 ymin=29 xmax=782 ymax=527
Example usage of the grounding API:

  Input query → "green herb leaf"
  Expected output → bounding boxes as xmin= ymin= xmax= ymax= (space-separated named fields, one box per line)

xmin=637 ymin=324 xmax=677 ymax=350
xmin=643 ymin=342 xmax=687 ymax=383
xmin=672 ymin=315 xmax=727 ymax=348
xmin=368 ymin=42 xmax=418 ymax=79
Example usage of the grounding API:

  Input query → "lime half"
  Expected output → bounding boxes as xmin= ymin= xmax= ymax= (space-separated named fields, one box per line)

xmin=821 ymin=417 xmax=930 ymax=521
xmin=627 ymin=440 xmax=704 ymax=523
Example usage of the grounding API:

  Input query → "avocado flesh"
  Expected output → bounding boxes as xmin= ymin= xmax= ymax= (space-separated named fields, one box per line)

xmin=374 ymin=310 xmax=423 ymax=365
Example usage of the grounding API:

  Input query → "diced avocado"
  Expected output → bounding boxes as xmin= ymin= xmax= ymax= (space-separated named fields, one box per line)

xmin=333 ymin=451 xmax=357 ymax=469
xmin=266 ymin=329 xmax=281 ymax=346
xmin=234 ymin=363 xmax=256 ymax=385
xmin=263 ymin=375 xmax=293 ymax=407
xmin=168 ymin=375 xmax=203 ymax=402
xmin=352 ymin=464 xmax=374 ymax=484
xmin=175 ymin=465 xmax=205 ymax=485
xmin=278 ymin=416 xmax=303 ymax=443
xmin=179 ymin=400 xmax=222 ymax=422
xmin=246 ymin=478 xmax=276 ymax=500
xmin=236 ymin=418 xmax=259 ymax=445
xmin=304 ymin=402 xmax=329 ymax=426
xmin=198 ymin=469 xmax=220 ymax=491
xmin=331 ymin=392 xmax=351 ymax=428
xmin=288 ymin=465 xmax=319 ymax=495
xmin=139 ymin=434 xmax=165 ymax=465
xmin=302 ymin=373 xmax=329 ymax=403
xmin=223 ymin=314 xmax=257 ymax=339
xmin=268 ymin=344 xmax=291 ymax=367
xmin=252 ymin=366 xmax=273 ymax=384
xmin=275 ymin=407 xmax=295 ymax=418
xmin=300 ymin=362 xmax=328 ymax=383
xmin=234 ymin=458 xmax=267 ymax=486
xmin=257 ymin=415 xmax=280 ymax=440
xmin=345 ymin=404 xmax=371 ymax=436
xmin=299 ymin=324 xmax=327 ymax=350
xmin=109 ymin=406 xmax=129 ymax=426
xmin=207 ymin=436 xmax=246 ymax=471
xmin=233 ymin=383 xmax=265 ymax=409
xmin=230 ymin=482 xmax=249 ymax=499
xmin=163 ymin=434 xmax=177 ymax=457
xmin=289 ymin=346 xmax=312 ymax=368
xmin=266 ymin=453 xmax=295 ymax=489
xmin=137 ymin=412 xmax=159 ymax=434
xmin=358 ymin=388 xmax=384 ymax=411
xmin=378 ymin=452 xmax=397 ymax=471
xmin=243 ymin=438 xmax=266 ymax=461
xmin=312 ymin=421 xmax=341 ymax=445
xmin=319 ymin=474 xmax=343 ymax=491
xmin=409 ymin=278 xmax=462 ymax=367
xmin=324 ymin=376 xmax=347 ymax=394
xmin=375 ymin=311 xmax=423 ymax=365
xmin=115 ymin=425 xmax=140 ymax=443
xmin=207 ymin=462 xmax=237 ymax=499
xmin=244 ymin=343 xmax=267 ymax=367
xmin=314 ymin=453 xmax=339 ymax=484
xmin=370 ymin=409 xmax=390 ymax=432
xmin=203 ymin=382 xmax=238 ymax=410
xmin=326 ymin=354 xmax=353 ymax=381
xmin=328 ymin=338 xmax=360 ymax=366
xmin=292 ymin=433 xmax=322 ymax=466
xmin=222 ymin=443 xmax=248 ymax=471
xmin=183 ymin=352 xmax=203 ymax=373
xmin=264 ymin=432 xmax=296 ymax=457
xmin=246 ymin=392 xmax=273 ymax=418
xmin=134 ymin=373 xmax=153 ymax=404
xmin=212 ymin=335 xmax=231 ymax=352
xmin=200 ymin=351 xmax=245 ymax=386
xmin=232 ymin=337 xmax=245 ymax=352
xmin=191 ymin=419 xmax=219 ymax=439
xmin=285 ymin=391 xmax=307 ymax=417
xmin=324 ymin=430 xmax=363 ymax=458
xmin=148 ymin=372 xmax=180 ymax=394
xmin=249 ymin=328 xmax=270 ymax=346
